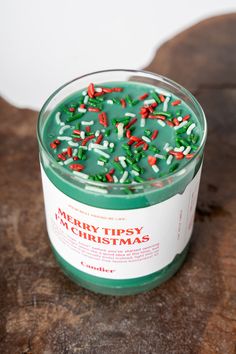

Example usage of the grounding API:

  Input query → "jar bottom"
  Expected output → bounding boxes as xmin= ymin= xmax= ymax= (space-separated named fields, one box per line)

xmin=51 ymin=242 xmax=190 ymax=296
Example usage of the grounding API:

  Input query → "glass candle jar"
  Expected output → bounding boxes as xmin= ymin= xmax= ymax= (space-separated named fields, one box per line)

xmin=37 ymin=69 xmax=207 ymax=295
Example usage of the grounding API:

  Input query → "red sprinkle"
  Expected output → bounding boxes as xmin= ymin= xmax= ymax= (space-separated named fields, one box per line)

xmin=88 ymin=83 xmax=95 ymax=98
xmin=173 ymin=118 xmax=180 ymax=126
xmin=50 ymin=143 xmax=57 ymax=149
xmin=112 ymin=87 xmax=123 ymax=92
xmin=166 ymin=120 xmax=174 ymax=127
xmin=98 ymin=112 xmax=108 ymax=127
xmin=139 ymin=93 xmax=149 ymax=100
xmin=171 ymin=99 xmax=181 ymax=106
xmin=151 ymin=130 xmax=158 ymax=140
xmin=120 ymin=99 xmax=126 ymax=108
xmin=143 ymin=143 xmax=149 ymax=151
xmin=58 ymin=153 xmax=66 ymax=161
xmin=109 ymin=168 xmax=115 ymax=175
xmin=67 ymin=147 xmax=72 ymax=157
xmin=149 ymin=115 xmax=165 ymax=120
xmin=95 ymin=134 xmax=103 ymax=144
xmin=80 ymin=104 xmax=85 ymax=109
xmin=88 ymin=107 xmax=100 ymax=112
xmin=73 ymin=156 xmax=78 ymax=161
xmin=102 ymin=87 xmax=113 ymax=93
xmin=105 ymin=173 xmax=113 ymax=183
xmin=54 ymin=139 xmax=60 ymax=145
xmin=81 ymin=135 xmax=95 ymax=146
xmin=126 ymin=129 xmax=131 ymax=139
xmin=69 ymin=107 xmax=75 ymax=112
xmin=135 ymin=140 xmax=145 ymax=148
xmin=85 ymin=126 xmax=91 ymax=132
xmin=186 ymin=153 xmax=194 ymax=159
xmin=169 ymin=151 xmax=184 ymax=160
xmin=148 ymin=156 xmax=157 ymax=166
xmin=151 ymin=102 xmax=158 ymax=108
xmin=94 ymin=92 xmax=104 ymax=97
xmin=183 ymin=114 xmax=191 ymax=121
xmin=127 ymin=140 xmax=135 ymax=146
xmin=125 ymin=118 xmax=137 ymax=130
xmin=130 ymin=136 xmax=141 ymax=142
xmin=159 ymin=95 xmax=165 ymax=103
xmin=73 ymin=129 xmax=81 ymax=135
xmin=69 ymin=164 xmax=85 ymax=171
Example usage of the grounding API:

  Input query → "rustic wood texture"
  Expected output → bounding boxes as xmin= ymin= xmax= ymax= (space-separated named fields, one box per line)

xmin=1 ymin=14 xmax=236 ymax=354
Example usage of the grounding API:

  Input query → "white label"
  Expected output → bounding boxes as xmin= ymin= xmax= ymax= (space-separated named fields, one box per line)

xmin=41 ymin=166 xmax=202 ymax=279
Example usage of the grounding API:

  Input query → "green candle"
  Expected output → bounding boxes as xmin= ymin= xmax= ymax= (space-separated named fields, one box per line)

xmin=37 ymin=70 xmax=207 ymax=295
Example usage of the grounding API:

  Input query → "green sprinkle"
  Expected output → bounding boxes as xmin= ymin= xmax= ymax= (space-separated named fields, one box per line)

xmin=125 ymin=150 xmax=132 ymax=157
xmin=134 ymin=176 xmax=145 ymax=183
xmin=149 ymin=145 xmax=159 ymax=153
xmin=191 ymin=134 xmax=199 ymax=144
xmin=144 ymin=129 xmax=152 ymax=137
xmin=125 ymin=95 xmax=133 ymax=105
xmin=153 ymin=111 xmax=172 ymax=118
xmin=112 ymin=161 xmax=124 ymax=173
xmin=122 ymin=144 xmax=130 ymax=151
xmin=169 ymin=163 xmax=179 ymax=173
xmin=66 ymin=113 xmax=84 ymax=122
xmin=113 ymin=98 xmax=120 ymax=105
xmin=131 ymin=99 xmax=139 ymax=106
xmin=78 ymin=147 xmax=83 ymax=159
xmin=71 ymin=134 xmax=81 ymax=138
xmin=105 ymin=129 xmax=110 ymax=136
xmin=126 ymin=157 xmax=135 ymax=165
xmin=99 ymin=156 xmax=108 ymax=163
xmin=124 ymin=188 xmax=133 ymax=194
xmin=75 ymin=122 xmax=80 ymax=130
xmin=82 ymin=155 xmax=87 ymax=161
xmin=132 ymin=164 xmax=141 ymax=172
xmin=151 ymin=91 xmax=161 ymax=104
xmin=178 ymin=138 xmax=189 ymax=147
xmin=176 ymin=127 xmax=187 ymax=134
xmin=176 ymin=110 xmax=182 ymax=117
xmin=191 ymin=145 xmax=199 ymax=151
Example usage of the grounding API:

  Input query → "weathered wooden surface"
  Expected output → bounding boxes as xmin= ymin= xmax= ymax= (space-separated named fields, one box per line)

xmin=0 ymin=14 xmax=236 ymax=354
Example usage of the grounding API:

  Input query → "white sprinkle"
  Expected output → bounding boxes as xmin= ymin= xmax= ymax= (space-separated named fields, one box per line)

xmin=106 ymin=99 xmax=113 ymax=105
xmin=174 ymin=146 xmax=185 ymax=152
xmin=117 ymin=123 xmax=124 ymax=139
xmin=177 ymin=116 xmax=183 ymax=122
xmin=95 ymin=130 xmax=100 ymax=137
xmin=109 ymin=142 xmax=114 ymax=148
xmin=174 ymin=121 xmax=188 ymax=130
xmin=90 ymin=143 xmax=107 ymax=150
xmin=131 ymin=170 xmax=139 ymax=176
xmin=177 ymin=168 xmax=186 ymax=176
xmin=163 ymin=96 xmax=170 ymax=112
xmin=119 ymin=156 xmax=127 ymax=168
xmin=78 ymin=108 xmax=87 ymax=113
xmin=57 ymin=136 xmax=72 ymax=141
xmin=120 ymin=171 xmax=128 ymax=183
xmin=152 ymin=165 xmax=160 ymax=173
xmin=166 ymin=155 xmax=173 ymax=165
xmin=68 ymin=141 xmax=79 ymax=147
xmin=186 ymin=123 xmax=196 ymax=135
xmin=59 ymin=125 xmax=70 ymax=135
xmin=157 ymin=120 xmax=166 ymax=127
xmin=84 ymin=95 xmax=89 ymax=104
xmin=55 ymin=112 xmax=62 ymax=125
xmin=80 ymin=146 xmax=88 ymax=150
xmin=103 ymin=140 xmax=109 ymax=148
xmin=93 ymin=148 xmax=110 ymax=159
xmin=73 ymin=149 xmax=78 ymax=156
xmin=97 ymin=160 xmax=104 ymax=166
xmin=155 ymin=153 xmax=165 ymax=159
xmin=85 ymin=185 xmax=108 ymax=194
xmin=80 ymin=131 xmax=85 ymax=139
xmin=125 ymin=112 xmax=136 ymax=117
xmin=163 ymin=143 xmax=170 ymax=151
xmin=155 ymin=88 xmax=171 ymax=97
xmin=82 ymin=90 xmax=87 ymax=96
xmin=95 ymin=87 xmax=102 ymax=92
xmin=58 ymin=161 xmax=64 ymax=165
xmin=183 ymin=146 xmax=191 ymax=155
xmin=144 ymin=98 xmax=156 ymax=105
xmin=140 ymin=118 xmax=146 ymax=128
xmin=73 ymin=171 xmax=89 ymax=179
xmin=113 ymin=175 xmax=118 ymax=183
xmin=142 ymin=136 xmax=151 ymax=143
xmin=81 ymin=120 xmax=94 ymax=126
xmin=101 ymin=129 xmax=106 ymax=132
xmin=64 ymin=157 xmax=73 ymax=165
xmin=166 ymin=145 xmax=173 ymax=152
